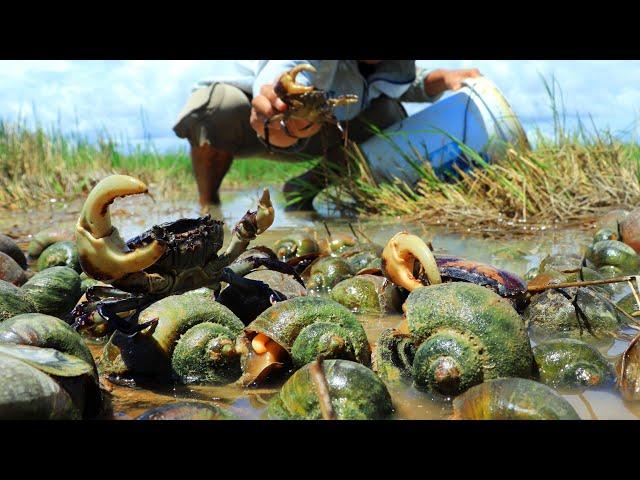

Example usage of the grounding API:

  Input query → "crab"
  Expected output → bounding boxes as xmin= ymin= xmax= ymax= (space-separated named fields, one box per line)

xmin=381 ymin=232 xmax=529 ymax=312
xmin=263 ymin=64 xmax=359 ymax=150
xmin=72 ymin=174 xmax=300 ymax=335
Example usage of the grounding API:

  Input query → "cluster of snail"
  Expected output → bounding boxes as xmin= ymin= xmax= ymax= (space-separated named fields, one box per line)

xmin=3 ymin=176 xmax=640 ymax=420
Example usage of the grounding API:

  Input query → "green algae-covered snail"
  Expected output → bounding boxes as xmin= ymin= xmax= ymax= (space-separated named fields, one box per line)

xmin=538 ymin=253 xmax=585 ymax=274
xmin=0 ymin=350 xmax=82 ymax=419
xmin=374 ymin=282 xmax=534 ymax=397
xmin=266 ymin=359 xmax=394 ymax=420
xmin=523 ymin=286 xmax=623 ymax=341
xmin=306 ymin=256 xmax=353 ymax=291
xmin=0 ymin=288 xmax=34 ymax=322
xmin=533 ymin=338 xmax=615 ymax=391
xmin=0 ymin=251 xmax=30 ymax=286
xmin=100 ymin=290 xmax=245 ymax=385
xmin=37 ymin=241 xmax=81 ymax=272
xmin=236 ymin=296 xmax=370 ymax=386
xmin=20 ymin=266 xmax=82 ymax=318
xmin=318 ymin=233 xmax=358 ymax=256
xmin=406 ymin=283 xmax=534 ymax=396
xmin=593 ymin=228 xmax=619 ymax=244
xmin=27 ymin=228 xmax=74 ymax=259
xmin=0 ymin=234 xmax=27 ymax=270
xmin=0 ymin=313 xmax=101 ymax=419
xmin=273 ymin=232 xmax=320 ymax=262
xmin=330 ymin=274 xmax=402 ymax=314
xmin=452 ymin=377 xmax=580 ymax=420
xmin=137 ymin=401 xmax=237 ymax=420
xmin=585 ymin=240 xmax=640 ymax=274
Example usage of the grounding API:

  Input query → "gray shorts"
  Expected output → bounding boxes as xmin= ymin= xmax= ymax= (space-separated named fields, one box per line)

xmin=173 ymin=83 xmax=407 ymax=160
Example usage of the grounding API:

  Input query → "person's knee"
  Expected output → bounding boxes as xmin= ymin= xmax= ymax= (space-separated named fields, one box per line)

xmin=174 ymin=83 xmax=253 ymax=153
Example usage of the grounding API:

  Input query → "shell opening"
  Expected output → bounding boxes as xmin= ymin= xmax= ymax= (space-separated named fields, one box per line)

xmin=242 ymin=332 xmax=289 ymax=386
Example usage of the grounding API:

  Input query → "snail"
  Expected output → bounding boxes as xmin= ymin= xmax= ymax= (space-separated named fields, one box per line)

xmin=99 ymin=289 xmax=245 ymax=385
xmin=452 ymin=377 xmax=580 ymax=420
xmin=374 ymin=282 xmax=534 ymax=397
xmin=306 ymin=256 xmax=354 ymax=292
xmin=236 ymin=296 xmax=370 ymax=386
xmin=266 ymin=359 xmax=394 ymax=420
xmin=0 ymin=313 xmax=101 ymax=419
xmin=330 ymin=274 xmax=402 ymax=314
xmin=533 ymin=338 xmax=615 ymax=391
xmin=0 ymin=234 xmax=27 ymax=270
xmin=36 ymin=241 xmax=81 ymax=272
xmin=273 ymin=232 xmax=320 ymax=262
xmin=27 ymin=227 xmax=74 ymax=260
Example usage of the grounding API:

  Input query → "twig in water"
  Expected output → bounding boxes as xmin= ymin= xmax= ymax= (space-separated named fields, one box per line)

xmin=309 ymin=358 xmax=336 ymax=420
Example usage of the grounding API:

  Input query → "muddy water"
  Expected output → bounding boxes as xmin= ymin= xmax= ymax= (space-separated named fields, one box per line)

xmin=3 ymin=187 xmax=640 ymax=420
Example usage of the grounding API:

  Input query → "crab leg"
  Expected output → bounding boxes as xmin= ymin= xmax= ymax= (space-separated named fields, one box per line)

xmin=76 ymin=175 xmax=167 ymax=282
xmin=381 ymin=232 xmax=442 ymax=292
xmin=215 ymin=189 xmax=275 ymax=269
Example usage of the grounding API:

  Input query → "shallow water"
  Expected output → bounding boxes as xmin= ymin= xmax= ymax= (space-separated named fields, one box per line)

xmin=3 ymin=187 xmax=640 ymax=420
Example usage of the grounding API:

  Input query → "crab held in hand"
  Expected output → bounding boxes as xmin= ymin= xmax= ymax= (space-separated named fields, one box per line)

xmin=72 ymin=174 xmax=282 ymax=335
xmin=264 ymin=64 xmax=359 ymax=149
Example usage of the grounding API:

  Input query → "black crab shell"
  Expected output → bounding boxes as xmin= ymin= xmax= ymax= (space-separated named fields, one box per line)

xmin=125 ymin=215 xmax=224 ymax=273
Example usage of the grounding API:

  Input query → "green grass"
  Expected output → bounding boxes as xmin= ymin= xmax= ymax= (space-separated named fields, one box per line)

xmin=0 ymin=120 xmax=316 ymax=209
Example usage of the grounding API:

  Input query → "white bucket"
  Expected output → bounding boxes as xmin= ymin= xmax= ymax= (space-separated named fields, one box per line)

xmin=358 ymin=76 xmax=530 ymax=186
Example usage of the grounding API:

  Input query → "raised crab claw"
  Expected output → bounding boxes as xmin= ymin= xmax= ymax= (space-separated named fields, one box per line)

xmin=72 ymin=175 xmax=296 ymax=336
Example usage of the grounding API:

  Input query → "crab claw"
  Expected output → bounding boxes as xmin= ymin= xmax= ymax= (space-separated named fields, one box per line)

xmin=255 ymin=188 xmax=274 ymax=235
xmin=381 ymin=232 xmax=442 ymax=292
xmin=278 ymin=64 xmax=317 ymax=95
xmin=76 ymin=175 xmax=167 ymax=282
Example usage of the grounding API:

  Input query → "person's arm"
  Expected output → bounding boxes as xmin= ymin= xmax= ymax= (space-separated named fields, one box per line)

xmin=400 ymin=67 xmax=482 ymax=103
xmin=250 ymin=60 xmax=322 ymax=150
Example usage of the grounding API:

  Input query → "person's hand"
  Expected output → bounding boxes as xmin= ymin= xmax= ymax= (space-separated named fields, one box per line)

xmin=250 ymin=83 xmax=322 ymax=148
xmin=424 ymin=68 xmax=482 ymax=97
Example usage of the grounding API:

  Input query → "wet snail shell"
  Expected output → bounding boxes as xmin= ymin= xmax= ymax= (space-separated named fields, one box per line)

xmin=523 ymin=286 xmax=623 ymax=342
xmin=0 ymin=234 xmax=27 ymax=270
xmin=100 ymin=290 xmax=245 ymax=385
xmin=405 ymin=282 xmax=534 ymax=397
xmin=306 ymin=256 xmax=354 ymax=291
xmin=452 ymin=377 xmax=580 ymax=420
xmin=273 ymin=232 xmax=320 ymax=262
xmin=27 ymin=228 xmax=74 ymax=259
xmin=330 ymin=274 xmax=402 ymax=314
xmin=0 ymin=313 xmax=101 ymax=418
xmin=237 ymin=296 xmax=371 ymax=386
xmin=585 ymin=240 xmax=640 ymax=274
xmin=533 ymin=338 xmax=615 ymax=392
xmin=0 ymin=251 xmax=30 ymax=286
xmin=37 ymin=241 xmax=81 ymax=272
xmin=266 ymin=359 xmax=394 ymax=420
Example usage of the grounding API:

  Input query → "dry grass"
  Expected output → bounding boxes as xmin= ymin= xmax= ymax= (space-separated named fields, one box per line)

xmin=318 ymin=130 xmax=640 ymax=228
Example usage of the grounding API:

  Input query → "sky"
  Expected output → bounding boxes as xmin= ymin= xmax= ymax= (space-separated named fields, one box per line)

xmin=1 ymin=60 xmax=639 ymax=153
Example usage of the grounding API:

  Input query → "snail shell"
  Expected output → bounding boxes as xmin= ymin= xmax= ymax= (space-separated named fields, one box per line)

xmin=452 ymin=377 xmax=580 ymax=420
